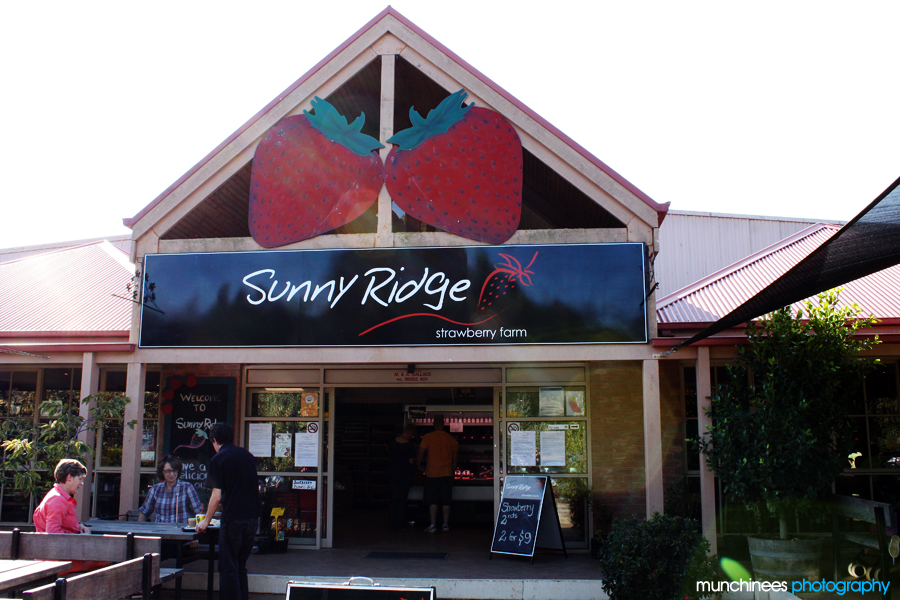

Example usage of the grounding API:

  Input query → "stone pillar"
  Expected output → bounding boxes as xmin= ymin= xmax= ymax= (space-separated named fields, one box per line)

xmin=119 ymin=362 xmax=146 ymax=518
xmin=77 ymin=352 xmax=100 ymax=521
xmin=643 ymin=359 xmax=663 ymax=517
xmin=696 ymin=346 xmax=717 ymax=553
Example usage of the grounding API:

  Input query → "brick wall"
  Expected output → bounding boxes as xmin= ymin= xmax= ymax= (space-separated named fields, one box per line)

xmin=589 ymin=360 xmax=646 ymax=519
xmin=589 ymin=360 xmax=687 ymax=520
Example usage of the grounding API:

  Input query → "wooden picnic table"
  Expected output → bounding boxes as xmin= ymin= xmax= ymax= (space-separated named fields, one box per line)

xmin=85 ymin=521 xmax=216 ymax=600
xmin=0 ymin=559 xmax=72 ymax=593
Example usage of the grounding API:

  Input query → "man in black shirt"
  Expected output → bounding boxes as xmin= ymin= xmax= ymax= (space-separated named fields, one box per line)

xmin=196 ymin=423 xmax=260 ymax=600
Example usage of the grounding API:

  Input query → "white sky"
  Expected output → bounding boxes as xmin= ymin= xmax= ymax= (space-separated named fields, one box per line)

xmin=2 ymin=1 xmax=898 ymax=249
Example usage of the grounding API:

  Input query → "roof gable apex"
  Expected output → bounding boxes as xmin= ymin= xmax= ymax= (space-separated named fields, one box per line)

xmin=125 ymin=7 xmax=666 ymax=243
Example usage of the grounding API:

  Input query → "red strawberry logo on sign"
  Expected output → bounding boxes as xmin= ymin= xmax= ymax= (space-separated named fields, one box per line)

xmin=385 ymin=89 xmax=523 ymax=244
xmin=249 ymin=97 xmax=385 ymax=248
xmin=477 ymin=251 xmax=538 ymax=314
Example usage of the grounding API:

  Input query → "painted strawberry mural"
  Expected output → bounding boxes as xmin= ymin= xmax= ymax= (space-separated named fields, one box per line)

xmin=249 ymin=97 xmax=385 ymax=248
xmin=385 ymin=89 xmax=523 ymax=244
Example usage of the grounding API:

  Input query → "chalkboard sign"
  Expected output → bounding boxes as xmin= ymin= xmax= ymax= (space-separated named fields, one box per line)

xmin=287 ymin=581 xmax=435 ymax=600
xmin=490 ymin=475 xmax=566 ymax=560
xmin=162 ymin=376 xmax=235 ymax=500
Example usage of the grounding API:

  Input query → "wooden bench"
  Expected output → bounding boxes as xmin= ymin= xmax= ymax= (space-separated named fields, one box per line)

xmin=832 ymin=494 xmax=897 ymax=598
xmin=21 ymin=553 xmax=160 ymax=600
xmin=0 ymin=531 xmax=183 ymax=600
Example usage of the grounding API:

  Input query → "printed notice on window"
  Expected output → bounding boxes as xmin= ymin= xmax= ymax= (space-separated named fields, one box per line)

xmin=510 ymin=430 xmax=537 ymax=466
xmin=248 ymin=423 xmax=273 ymax=457
xmin=539 ymin=387 xmax=565 ymax=417
xmin=275 ymin=433 xmax=292 ymax=458
xmin=294 ymin=432 xmax=319 ymax=467
xmin=540 ymin=430 xmax=566 ymax=466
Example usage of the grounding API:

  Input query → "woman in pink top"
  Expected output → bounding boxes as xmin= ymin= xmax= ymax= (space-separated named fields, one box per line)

xmin=33 ymin=459 xmax=108 ymax=575
xmin=33 ymin=459 xmax=89 ymax=534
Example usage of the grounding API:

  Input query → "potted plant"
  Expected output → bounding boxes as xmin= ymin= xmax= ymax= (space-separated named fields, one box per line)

xmin=0 ymin=393 xmax=135 ymax=500
xmin=696 ymin=289 xmax=878 ymax=580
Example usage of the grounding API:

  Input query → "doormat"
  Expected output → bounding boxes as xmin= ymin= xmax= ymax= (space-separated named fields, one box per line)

xmin=364 ymin=551 xmax=448 ymax=560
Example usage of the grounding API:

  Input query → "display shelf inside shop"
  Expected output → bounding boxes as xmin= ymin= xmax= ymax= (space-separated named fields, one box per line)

xmin=406 ymin=404 xmax=494 ymax=488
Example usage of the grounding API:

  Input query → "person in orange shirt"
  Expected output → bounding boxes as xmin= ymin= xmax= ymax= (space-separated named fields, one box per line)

xmin=416 ymin=415 xmax=458 ymax=533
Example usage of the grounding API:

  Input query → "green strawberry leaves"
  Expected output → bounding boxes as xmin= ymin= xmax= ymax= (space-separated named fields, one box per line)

xmin=387 ymin=88 xmax=472 ymax=150
xmin=304 ymin=96 xmax=384 ymax=156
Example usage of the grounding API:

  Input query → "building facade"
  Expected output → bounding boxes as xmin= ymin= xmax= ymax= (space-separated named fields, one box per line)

xmin=10 ymin=8 xmax=836 ymax=555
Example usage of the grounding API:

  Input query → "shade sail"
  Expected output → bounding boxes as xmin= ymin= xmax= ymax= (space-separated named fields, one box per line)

xmin=675 ymin=174 xmax=900 ymax=350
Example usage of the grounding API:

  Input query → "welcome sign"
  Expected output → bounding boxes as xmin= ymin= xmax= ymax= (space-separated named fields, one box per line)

xmin=139 ymin=243 xmax=647 ymax=347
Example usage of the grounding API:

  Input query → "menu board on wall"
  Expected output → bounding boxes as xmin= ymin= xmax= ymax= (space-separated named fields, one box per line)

xmin=164 ymin=377 xmax=235 ymax=498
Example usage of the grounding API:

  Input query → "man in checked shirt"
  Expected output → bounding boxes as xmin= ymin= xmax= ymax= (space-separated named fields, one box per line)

xmin=138 ymin=455 xmax=203 ymax=522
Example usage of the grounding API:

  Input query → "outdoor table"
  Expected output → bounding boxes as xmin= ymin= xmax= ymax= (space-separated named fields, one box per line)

xmin=0 ymin=559 xmax=72 ymax=594
xmin=85 ymin=520 xmax=210 ymax=599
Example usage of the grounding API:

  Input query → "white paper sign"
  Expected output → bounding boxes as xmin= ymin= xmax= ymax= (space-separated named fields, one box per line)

xmin=539 ymin=387 xmax=565 ymax=417
xmin=540 ymin=430 xmax=566 ymax=466
xmin=292 ymin=479 xmax=316 ymax=490
xmin=274 ymin=433 xmax=292 ymax=458
xmin=248 ymin=423 xmax=273 ymax=457
xmin=294 ymin=432 xmax=319 ymax=467
xmin=510 ymin=430 xmax=537 ymax=466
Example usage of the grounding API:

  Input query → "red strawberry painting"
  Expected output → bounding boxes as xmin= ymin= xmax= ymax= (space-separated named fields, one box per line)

xmin=477 ymin=251 xmax=538 ymax=313
xmin=249 ymin=97 xmax=385 ymax=248
xmin=385 ymin=89 xmax=523 ymax=244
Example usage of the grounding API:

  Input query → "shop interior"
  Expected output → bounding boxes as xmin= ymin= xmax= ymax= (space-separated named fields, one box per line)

xmin=331 ymin=386 xmax=495 ymax=549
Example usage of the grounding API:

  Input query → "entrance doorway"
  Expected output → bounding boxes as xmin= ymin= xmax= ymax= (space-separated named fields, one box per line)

xmin=331 ymin=386 xmax=495 ymax=550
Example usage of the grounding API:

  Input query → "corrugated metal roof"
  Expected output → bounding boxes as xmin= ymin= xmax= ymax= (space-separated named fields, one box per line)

xmin=0 ymin=241 xmax=134 ymax=333
xmin=657 ymin=223 xmax=900 ymax=325
xmin=655 ymin=211 xmax=844 ymax=297
xmin=0 ymin=235 xmax=132 ymax=264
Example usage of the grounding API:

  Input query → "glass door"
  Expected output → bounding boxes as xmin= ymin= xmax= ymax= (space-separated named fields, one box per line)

xmin=245 ymin=387 xmax=323 ymax=548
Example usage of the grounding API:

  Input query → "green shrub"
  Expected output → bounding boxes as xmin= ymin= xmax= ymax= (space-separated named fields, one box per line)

xmin=598 ymin=513 xmax=718 ymax=600
xmin=681 ymin=537 xmax=720 ymax=600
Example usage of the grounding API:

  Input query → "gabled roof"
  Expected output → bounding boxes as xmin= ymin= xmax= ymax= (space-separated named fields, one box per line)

xmin=123 ymin=6 xmax=667 ymax=243
xmin=657 ymin=223 xmax=900 ymax=326
xmin=0 ymin=235 xmax=132 ymax=264
xmin=0 ymin=241 xmax=134 ymax=335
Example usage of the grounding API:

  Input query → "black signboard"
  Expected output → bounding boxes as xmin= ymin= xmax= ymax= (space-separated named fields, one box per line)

xmin=163 ymin=377 xmax=235 ymax=499
xmin=287 ymin=581 xmax=435 ymax=600
xmin=140 ymin=243 xmax=646 ymax=348
xmin=490 ymin=475 xmax=566 ymax=560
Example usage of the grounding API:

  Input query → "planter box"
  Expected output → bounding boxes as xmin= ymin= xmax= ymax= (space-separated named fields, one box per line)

xmin=748 ymin=535 xmax=822 ymax=581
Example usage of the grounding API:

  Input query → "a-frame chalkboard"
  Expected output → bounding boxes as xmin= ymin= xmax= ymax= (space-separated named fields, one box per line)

xmin=490 ymin=475 xmax=567 ymax=562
